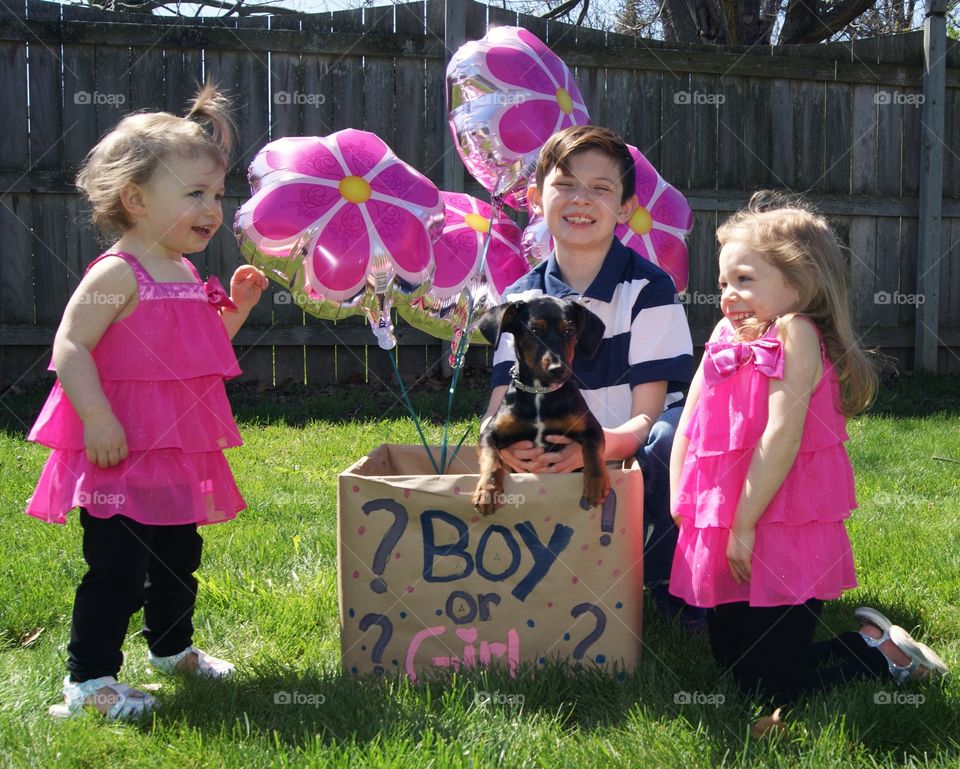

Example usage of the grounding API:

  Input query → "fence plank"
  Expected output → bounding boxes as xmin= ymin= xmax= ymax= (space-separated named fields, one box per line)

xmin=603 ymin=68 xmax=637 ymax=140
xmin=394 ymin=3 xmax=426 ymax=174
xmin=0 ymin=194 xmax=33 ymax=325
xmin=942 ymin=88 xmax=959 ymax=198
xmin=850 ymin=85 xmax=878 ymax=196
xmin=0 ymin=42 xmax=28 ymax=170
xmin=769 ymin=78 xmax=796 ymax=188
xmin=423 ymin=37 xmax=446 ymax=187
xmin=301 ymin=54 xmax=337 ymax=138
xmin=206 ymin=48 xmax=270 ymax=178
xmin=684 ymin=209 xmax=719 ymax=335
xmin=849 ymin=216 xmax=879 ymax=328
xmin=94 ymin=44 xmax=130 ymax=139
xmin=632 ymin=71 xmax=663 ymax=169
xmin=795 ymin=80 xmax=825 ymax=192
xmin=718 ymin=77 xmax=745 ymax=190
xmin=876 ymin=89 xmax=902 ymax=196
xmin=31 ymin=194 xmax=69 ymax=326
xmin=28 ymin=39 xmax=63 ymax=171
xmin=823 ymin=83 xmax=852 ymax=193
xmin=165 ymin=49 xmax=204 ymax=118
xmin=270 ymin=51 xmax=302 ymax=140
xmin=305 ymin=345 xmax=337 ymax=385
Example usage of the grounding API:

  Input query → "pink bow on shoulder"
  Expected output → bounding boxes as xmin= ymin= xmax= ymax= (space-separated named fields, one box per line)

xmin=703 ymin=338 xmax=784 ymax=385
xmin=204 ymin=275 xmax=238 ymax=312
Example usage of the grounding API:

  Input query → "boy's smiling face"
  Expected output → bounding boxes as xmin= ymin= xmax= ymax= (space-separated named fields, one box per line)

xmin=528 ymin=149 xmax=637 ymax=261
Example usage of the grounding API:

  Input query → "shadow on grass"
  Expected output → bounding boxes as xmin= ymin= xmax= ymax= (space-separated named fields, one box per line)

xmin=152 ymin=598 xmax=958 ymax=762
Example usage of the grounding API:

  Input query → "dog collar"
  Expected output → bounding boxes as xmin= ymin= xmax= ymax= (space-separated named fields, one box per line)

xmin=510 ymin=365 xmax=564 ymax=394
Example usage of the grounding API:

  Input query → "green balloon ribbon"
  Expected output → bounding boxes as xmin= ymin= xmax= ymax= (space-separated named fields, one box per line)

xmin=383 ymin=198 xmax=502 ymax=475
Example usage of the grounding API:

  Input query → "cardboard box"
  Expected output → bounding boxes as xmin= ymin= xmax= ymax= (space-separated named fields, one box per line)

xmin=338 ymin=444 xmax=644 ymax=680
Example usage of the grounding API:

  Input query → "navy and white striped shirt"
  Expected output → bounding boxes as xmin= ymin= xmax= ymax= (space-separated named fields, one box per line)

xmin=491 ymin=239 xmax=693 ymax=429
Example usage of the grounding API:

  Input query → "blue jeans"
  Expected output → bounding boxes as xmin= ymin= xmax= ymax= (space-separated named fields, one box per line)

xmin=635 ymin=404 xmax=682 ymax=587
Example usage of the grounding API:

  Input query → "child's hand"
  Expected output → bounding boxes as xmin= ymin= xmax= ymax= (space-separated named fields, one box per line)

xmin=726 ymin=525 xmax=755 ymax=584
xmin=229 ymin=265 xmax=269 ymax=312
xmin=534 ymin=435 xmax=584 ymax=473
xmin=500 ymin=441 xmax=545 ymax=473
xmin=83 ymin=410 xmax=128 ymax=469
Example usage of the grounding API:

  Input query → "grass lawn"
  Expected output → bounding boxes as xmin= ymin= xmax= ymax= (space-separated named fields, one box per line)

xmin=0 ymin=373 xmax=958 ymax=768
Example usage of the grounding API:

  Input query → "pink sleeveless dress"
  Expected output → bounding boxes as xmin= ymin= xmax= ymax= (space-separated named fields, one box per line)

xmin=669 ymin=319 xmax=858 ymax=608
xmin=26 ymin=251 xmax=245 ymax=526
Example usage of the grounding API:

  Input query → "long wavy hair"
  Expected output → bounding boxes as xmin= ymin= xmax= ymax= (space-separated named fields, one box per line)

xmin=717 ymin=191 xmax=877 ymax=416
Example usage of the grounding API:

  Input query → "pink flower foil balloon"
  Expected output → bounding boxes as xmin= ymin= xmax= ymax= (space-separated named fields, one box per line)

xmin=447 ymin=27 xmax=590 ymax=210
xmin=521 ymin=146 xmax=693 ymax=293
xmin=236 ymin=131 xmax=444 ymax=304
xmin=433 ymin=192 xmax=527 ymax=299
xmin=397 ymin=192 xmax=534 ymax=349
xmin=615 ymin=146 xmax=693 ymax=294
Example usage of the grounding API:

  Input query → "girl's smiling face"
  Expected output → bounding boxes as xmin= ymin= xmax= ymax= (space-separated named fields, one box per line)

xmin=718 ymin=241 xmax=800 ymax=328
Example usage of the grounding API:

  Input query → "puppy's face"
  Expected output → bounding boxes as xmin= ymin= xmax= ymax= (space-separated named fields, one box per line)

xmin=514 ymin=299 xmax=578 ymax=384
xmin=480 ymin=297 xmax=605 ymax=386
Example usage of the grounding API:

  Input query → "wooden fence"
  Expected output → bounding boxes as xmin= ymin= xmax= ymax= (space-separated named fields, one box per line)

xmin=1 ymin=0 xmax=958 ymax=390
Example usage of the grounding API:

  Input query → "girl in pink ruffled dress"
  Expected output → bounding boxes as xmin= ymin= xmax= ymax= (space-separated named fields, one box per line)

xmin=27 ymin=84 xmax=268 ymax=720
xmin=669 ymin=192 xmax=947 ymax=727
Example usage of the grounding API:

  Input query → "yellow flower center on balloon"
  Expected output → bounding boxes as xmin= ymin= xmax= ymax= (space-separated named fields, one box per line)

xmin=629 ymin=206 xmax=653 ymax=235
xmin=556 ymin=87 xmax=574 ymax=115
xmin=464 ymin=213 xmax=491 ymax=233
xmin=339 ymin=175 xmax=372 ymax=204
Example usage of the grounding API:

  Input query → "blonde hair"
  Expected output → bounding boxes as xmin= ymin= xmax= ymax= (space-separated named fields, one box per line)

xmin=76 ymin=83 xmax=235 ymax=234
xmin=717 ymin=191 xmax=877 ymax=416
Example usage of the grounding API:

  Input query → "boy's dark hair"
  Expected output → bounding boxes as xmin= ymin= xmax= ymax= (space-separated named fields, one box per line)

xmin=533 ymin=125 xmax=635 ymax=203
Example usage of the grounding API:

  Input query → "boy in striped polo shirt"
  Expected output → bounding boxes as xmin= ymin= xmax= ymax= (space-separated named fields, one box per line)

xmin=482 ymin=125 xmax=704 ymax=630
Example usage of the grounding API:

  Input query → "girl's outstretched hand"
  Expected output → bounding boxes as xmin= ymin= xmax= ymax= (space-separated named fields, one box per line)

xmin=229 ymin=265 xmax=269 ymax=312
xmin=83 ymin=409 xmax=128 ymax=469
xmin=726 ymin=525 xmax=755 ymax=584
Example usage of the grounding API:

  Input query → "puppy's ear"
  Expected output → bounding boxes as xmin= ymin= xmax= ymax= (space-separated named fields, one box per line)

xmin=478 ymin=302 xmax=523 ymax=349
xmin=571 ymin=302 xmax=605 ymax=359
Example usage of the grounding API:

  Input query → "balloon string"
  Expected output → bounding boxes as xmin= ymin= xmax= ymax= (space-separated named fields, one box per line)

xmin=439 ymin=198 xmax=503 ymax=473
xmin=387 ymin=349 xmax=440 ymax=475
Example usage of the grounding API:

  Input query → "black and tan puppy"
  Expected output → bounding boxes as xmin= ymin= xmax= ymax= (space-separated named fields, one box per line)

xmin=473 ymin=296 xmax=610 ymax=516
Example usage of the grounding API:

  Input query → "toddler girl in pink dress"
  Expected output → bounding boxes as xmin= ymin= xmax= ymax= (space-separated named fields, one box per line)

xmin=27 ymin=84 xmax=268 ymax=720
xmin=669 ymin=192 xmax=948 ymax=732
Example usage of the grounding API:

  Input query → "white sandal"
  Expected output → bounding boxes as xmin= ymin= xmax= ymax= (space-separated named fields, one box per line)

xmin=148 ymin=646 xmax=235 ymax=679
xmin=856 ymin=606 xmax=949 ymax=685
xmin=49 ymin=675 xmax=158 ymax=721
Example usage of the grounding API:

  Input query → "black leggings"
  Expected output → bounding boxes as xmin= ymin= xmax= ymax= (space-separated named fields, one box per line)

xmin=67 ymin=510 xmax=203 ymax=683
xmin=708 ymin=599 xmax=890 ymax=706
